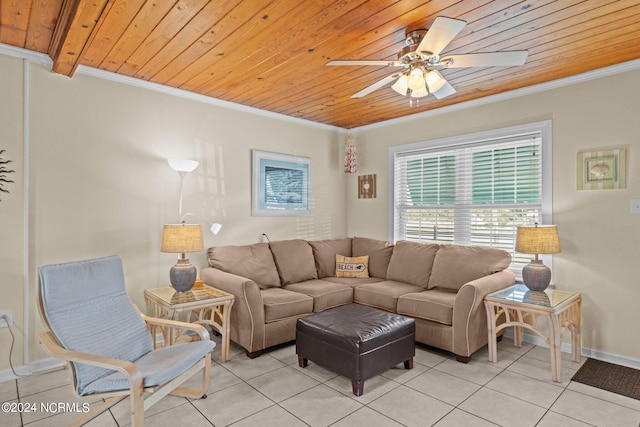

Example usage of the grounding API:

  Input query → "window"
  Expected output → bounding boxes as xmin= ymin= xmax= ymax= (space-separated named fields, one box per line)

xmin=389 ymin=121 xmax=552 ymax=272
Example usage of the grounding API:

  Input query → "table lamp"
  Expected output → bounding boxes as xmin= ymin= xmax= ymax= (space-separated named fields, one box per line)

xmin=516 ymin=224 xmax=561 ymax=291
xmin=161 ymin=222 xmax=203 ymax=292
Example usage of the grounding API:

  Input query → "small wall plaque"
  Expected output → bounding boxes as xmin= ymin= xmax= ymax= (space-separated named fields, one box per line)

xmin=358 ymin=174 xmax=376 ymax=199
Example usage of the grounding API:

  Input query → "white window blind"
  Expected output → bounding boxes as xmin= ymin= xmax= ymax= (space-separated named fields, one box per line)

xmin=393 ymin=130 xmax=545 ymax=271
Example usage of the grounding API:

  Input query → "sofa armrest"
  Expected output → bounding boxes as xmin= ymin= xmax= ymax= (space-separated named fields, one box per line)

xmin=200 ymin=267 xmax=265 ymax=353
xmin=452 ymin=270 xmax=516 ymax=358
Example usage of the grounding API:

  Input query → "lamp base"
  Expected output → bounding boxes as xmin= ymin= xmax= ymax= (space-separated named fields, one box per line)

xmin=522 ymin=259 xmax=551 ymax=292
xmin=169 ymin=258 xmax=197 ymax=292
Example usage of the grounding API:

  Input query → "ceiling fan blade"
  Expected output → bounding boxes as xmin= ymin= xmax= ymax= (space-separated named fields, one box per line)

xmin=443 ymin=51 xmax=528 ymax=68
xmin=417 ymin=17 xmax=466 ymax=56
xmin=327 ymin=60 xmax=403 ymax=67
xmin=351 ymin=74 xmax=400 ymax=98
xmin=432 ymin=81 xmax=456 ymax=99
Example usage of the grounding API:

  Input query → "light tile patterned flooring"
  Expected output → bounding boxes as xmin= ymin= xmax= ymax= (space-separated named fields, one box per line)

xmin=2 ymin=336 xmax=640 ymax=427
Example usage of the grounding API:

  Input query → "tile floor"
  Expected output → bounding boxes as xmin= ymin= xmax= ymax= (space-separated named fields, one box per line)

xmin=1 ymin=336 xmax=639 ymax=427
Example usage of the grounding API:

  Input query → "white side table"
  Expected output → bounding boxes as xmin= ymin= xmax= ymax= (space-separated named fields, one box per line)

xmin=484 ymin=284 xmax=581 ymax=382
xmin=145 ymin=284 xmax=235 ymax=362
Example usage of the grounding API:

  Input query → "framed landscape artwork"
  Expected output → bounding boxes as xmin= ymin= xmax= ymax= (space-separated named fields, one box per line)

xmin=252 ymin=150 xmax=312 ymax=216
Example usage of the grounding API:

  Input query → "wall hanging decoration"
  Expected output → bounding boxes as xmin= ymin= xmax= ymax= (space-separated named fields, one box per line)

xmin=0 ymin=150 xmax=15 ymax=201
xmin=358 ymin=174 xmax=377 ymax=199
xmin=344 ymin=135 xmax=357 ymax=174
xmin=252 ymin=150 xmax=312 ymax=216
xmin=577 ymin=147 xmax=626 ymax=190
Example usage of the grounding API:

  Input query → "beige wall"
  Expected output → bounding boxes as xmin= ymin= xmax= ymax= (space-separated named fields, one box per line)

xmin=0 ymin=54 xmax=25 ymax=369
xmin=1 ymin=49 xmax=639 ymax=371
xmin=0 ymin=54 xmax=346 ymax=370
xmin=348 ymin=68 xmax=640 ymax=361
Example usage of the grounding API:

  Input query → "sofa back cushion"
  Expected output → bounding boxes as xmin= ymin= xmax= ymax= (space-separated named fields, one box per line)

xmin=207 ymin=243 xmax=280 ymax=289
xmin=427 ymin=245 xmax=512 ymax=290
xmin=351 ymin=237 xmax=394 ymax=279
xmin=308 ymin=238 xmax=352 ymax=278
xmin=269 ymin=239 xmax=318 ymax=285
xmin=386 ymin=240 xmax=439 ymax=288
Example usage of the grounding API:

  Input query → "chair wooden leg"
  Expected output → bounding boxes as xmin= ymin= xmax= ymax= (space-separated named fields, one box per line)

xmin=130 ymin=391 xmax=144 ymax=427
xmin=170 ymin=356 xmax=211 ymax=399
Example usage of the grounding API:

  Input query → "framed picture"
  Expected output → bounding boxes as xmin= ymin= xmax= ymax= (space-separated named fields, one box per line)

xmin=358 ymin=174 xmax=377 ymax=199
xmin=252 ymin=150 xmax=312 ymax=216
xmin=577 ymin=147 xmax=626 ymax=190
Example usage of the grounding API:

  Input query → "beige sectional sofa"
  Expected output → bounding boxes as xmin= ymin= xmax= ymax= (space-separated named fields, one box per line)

xmin=200 ymin=237 xmax=515 ymax=362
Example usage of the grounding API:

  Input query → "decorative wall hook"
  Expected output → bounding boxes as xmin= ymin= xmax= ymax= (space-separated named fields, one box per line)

xmin=0 ymin=150 xmax=15 ymax=201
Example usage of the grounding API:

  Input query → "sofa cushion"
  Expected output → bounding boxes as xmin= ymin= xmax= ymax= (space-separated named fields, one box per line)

xmin=284 ymin=279 xmax=353 ymax=312
xmin=308 ymin=238 xmax=352 ymax=278
xmin=269 ymin=239 xmax=318 ymax=285
xmin=336 ymin=255 xmax=369 ymax=278
xmin=320 ymin=276 xmax=384 ymax=288
xmin=427 ymin=245 xmax=511 ymax=290
xmin=261 ymin=288 xmax=314 ymax=323
xmin=351 ymin=237 xmax=394 ymax=279
xmin=207 ymin=243 xmax=281 ymax=288
xmin=397 ymin=289 xmax=457 ymax=326
xmin=353 ymin=281 xmax=424 ymax=313
xmin=386 ymin=241 xmax=439 ymax=288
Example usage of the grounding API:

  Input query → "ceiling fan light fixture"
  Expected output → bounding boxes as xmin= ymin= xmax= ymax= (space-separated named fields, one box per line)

xmin=407 ymin=67 xmax=425 ymax=91
xmin=410 ymin=86 xmax=428 ymax=98
xmin=425 ymin=70 xmax=446 ymax=93
xmin=391 ymin=74 xmax=409 ymax=95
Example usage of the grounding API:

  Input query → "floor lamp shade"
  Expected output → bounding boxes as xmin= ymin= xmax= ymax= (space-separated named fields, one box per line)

xmin=516 ymin=225 xmax=561 ymax=291
xmin=161 ymin=224 xmax=203 ymax=292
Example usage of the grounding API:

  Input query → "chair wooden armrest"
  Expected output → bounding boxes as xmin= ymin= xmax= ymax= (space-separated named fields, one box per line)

xmin=38 ymin=331 xmax=143 ymax=391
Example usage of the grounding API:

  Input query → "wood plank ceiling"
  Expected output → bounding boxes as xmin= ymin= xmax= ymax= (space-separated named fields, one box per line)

xmin=1 ymin=0 xmax=639 ymax=129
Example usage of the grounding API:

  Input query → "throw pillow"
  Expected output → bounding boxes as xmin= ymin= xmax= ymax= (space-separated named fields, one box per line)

xmin=335 ymin=254 xmax=369 ymax=278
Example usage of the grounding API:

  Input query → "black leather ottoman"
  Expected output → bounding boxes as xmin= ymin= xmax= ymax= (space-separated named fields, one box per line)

xmin=296 ymin=304 xmax=415 ymax=396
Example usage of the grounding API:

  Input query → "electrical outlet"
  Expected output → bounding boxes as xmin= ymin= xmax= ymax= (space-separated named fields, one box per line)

xmin=0 ymin=310 xmax=12 ymax=328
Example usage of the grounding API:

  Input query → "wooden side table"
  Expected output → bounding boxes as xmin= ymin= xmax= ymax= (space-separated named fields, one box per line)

xmin=484 ymin=284 xmax=581 ymax=382
xmin=144 ymin=283 xmax=235 ymax=362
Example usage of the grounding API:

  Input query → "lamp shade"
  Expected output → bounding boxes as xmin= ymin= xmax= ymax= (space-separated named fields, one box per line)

xmin=167 ymin=159 xmax=199 ymax=173
xmin=516 ymin=225 xmax=561 ymax=254
xmin=160 ymin=224 xmax=203 ymax=253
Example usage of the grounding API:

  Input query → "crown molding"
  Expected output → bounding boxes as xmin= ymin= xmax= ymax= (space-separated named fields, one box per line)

xmin=0 ymin=43 xmax=52 ymax=65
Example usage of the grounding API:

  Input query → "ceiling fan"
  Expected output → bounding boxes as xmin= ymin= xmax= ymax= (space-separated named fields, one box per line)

xmin=327 ymin=17 xmax=528 ymax=103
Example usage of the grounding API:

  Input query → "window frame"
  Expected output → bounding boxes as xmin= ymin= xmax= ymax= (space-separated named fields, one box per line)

xmin=388 ymin=120 xmax=553 ymax=276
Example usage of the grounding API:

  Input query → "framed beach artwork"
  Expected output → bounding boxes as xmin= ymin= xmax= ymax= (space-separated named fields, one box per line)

xmin=576 ymin=147 xmax=627 ymax=190
xmin=252 ymin=150 xmax=312 ymax=216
